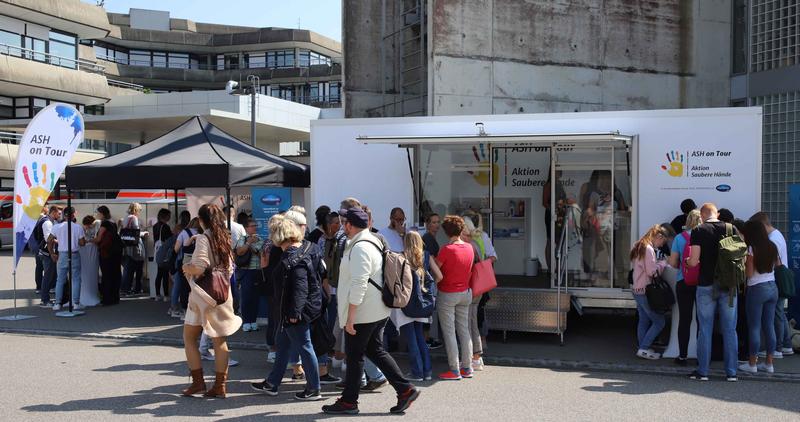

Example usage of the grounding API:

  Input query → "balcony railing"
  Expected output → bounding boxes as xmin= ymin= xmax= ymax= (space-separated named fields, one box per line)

xmin=107 ymin=78 xmax=144 ymax=91
xmin=96 ymin=54 xmax=341 ymax=72
xmin=0 ymin=131 xmax=22 ymax=144
xmin=0 ymin=43 xmax=105 ymax=73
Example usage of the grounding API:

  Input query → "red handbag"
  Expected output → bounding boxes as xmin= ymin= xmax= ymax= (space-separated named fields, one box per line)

xmin=469 ymin=259 xmax=497 ymax=297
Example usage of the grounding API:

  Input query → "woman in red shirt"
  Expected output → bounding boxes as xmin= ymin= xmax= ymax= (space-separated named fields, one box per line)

xmin=435 ymin=216 xmax=475 ymax=380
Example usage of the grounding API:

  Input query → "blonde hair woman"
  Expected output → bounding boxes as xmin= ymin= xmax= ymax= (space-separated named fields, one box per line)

xmin=460 ymin=216 xmax=494 ymax=371
xmin=630 ymin=224 xmax=670 ymax=360
xmin=668 ymin=209 xmax=702 ymax=365
xmin=393 ymin=231 xmax=442 ymax=381
xmin=251 ymin=213 xmax=324 ymax=400
xmin=181 ymin=204 xmax=240 ymax=398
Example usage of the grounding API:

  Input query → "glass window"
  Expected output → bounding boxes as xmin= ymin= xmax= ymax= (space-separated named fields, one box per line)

xmin=14 ymin=107 xmax=29 ymax=118
xmin=49 ymin=31 xmax=75 ymax=45
xmin=0 ymin=30 xmax=21 ymax=56
xmin=0 ymin=96 xmax=12 ymax=107
xmin=224 ymin=54 xmax=239 ymax=70
xmin=23 ymin=37 xmax=46 ymax=62
xmin=168 ymin=52 xmax=189 ymax=69
xmin=298 ymin=50 xmax=310 ymax=67
xmin=15 ymin=97 xmax=29 ymax=107
xmin=48 ymin=41 xmax=76 ymax=68
xmin=152 ymin=52 xmax=166 ymax=68
xmin=216 ymin=54 xmax=225 ymax=70
xmin=246 ymin=53 xmax=265 ymax=68
xmin=267 ymin=50 xmax=295 ymax=68
xmin=115 ymin=50 xmax=128 ymax=64
xmin=0 ymin=106 xmax=11 ymax=119
xmin=130 ymin=50 xmax=151 ymax=66
xmin=330 ymin=83 xmax=341 ymax=102
xmin=94 ymin=45 xmax=109 ymax=60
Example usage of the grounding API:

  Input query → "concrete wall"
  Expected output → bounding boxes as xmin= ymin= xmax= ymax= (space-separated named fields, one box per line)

xmin=343 ymin=0 xmax=732 ymax=117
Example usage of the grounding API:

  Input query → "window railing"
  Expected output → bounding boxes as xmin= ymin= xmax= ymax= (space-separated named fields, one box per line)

xmin=107 ymin=79 xmax=144 ymax=91
xmin=0 ymin=43 xmax=105 ymax=73
xmin=96 ymin=53 xmax=340 ymax=72
xmin=0 ymin=131 xmax=22 ymax=144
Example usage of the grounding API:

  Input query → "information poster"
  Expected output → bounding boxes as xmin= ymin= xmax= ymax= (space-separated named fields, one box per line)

xmin=788 ymin=185 xmax=800 ymax=322
xmin=251 ymin=187 xmax=291 ymax=238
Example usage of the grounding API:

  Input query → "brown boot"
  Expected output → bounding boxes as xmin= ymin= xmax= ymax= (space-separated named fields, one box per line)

xmin=182 ymin=368 xmax=206 ymax=396
xmin=204 ymin=371 xmax=227 ymax=398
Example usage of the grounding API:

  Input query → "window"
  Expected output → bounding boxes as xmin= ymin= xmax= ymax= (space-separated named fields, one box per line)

xmin=48 ymin=30 xmax=76 ymax=69
xmin=269 ymin=85 xmax=294 ymax=101
xmin=0 ymin=96 xmax=12 ymax=118
xmin=32 ymin=98 xmax=48 ymax=115
xmin=168 ymin=52 xmax=189 ymax=69
xmin=267 ymin=50 xmax=295 ymax=68
xmin=225 ymin=54 xmax=239 ymax=70
xmin=23 ymin=36 xmax=46 ymax=62
xmin=216 ymin=54 xmax=225 ymax=70
xmin=0 ymin=30 xmax=21 ymax=56
xmin=732 ymin=0 xmax=747 ymax=74
xmin=330 ymin=82 xmax=341 ymax=102
xmin=84 ymin=104 xmax=104 ymax=115
xmin=152 ymin=52 xmax=167 ymax=68
xmin=245 ymin=53 xmax=266 ymax=68
xmin=130 ymin=50 xmax=151 ymax=66
xmin=299 ymin=50 xmax=331 ymax=67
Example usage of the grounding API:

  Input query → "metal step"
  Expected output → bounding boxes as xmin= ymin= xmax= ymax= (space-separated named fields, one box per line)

xmin=485 ymin=288 xmax=570 ymax=336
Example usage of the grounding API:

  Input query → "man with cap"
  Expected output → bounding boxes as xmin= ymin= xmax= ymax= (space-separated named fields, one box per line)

xmin=322 ymin=207 xmax=419 ymax=415
xmin=47 ymin=206 xmax=86 ymax=311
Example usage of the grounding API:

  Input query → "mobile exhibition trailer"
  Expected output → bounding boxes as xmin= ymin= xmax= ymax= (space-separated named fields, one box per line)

xmin=310 ymin=107 xmax=762 ymax=343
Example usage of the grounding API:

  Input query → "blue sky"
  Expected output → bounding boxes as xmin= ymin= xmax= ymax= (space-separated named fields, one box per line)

xmin=84 ymin=0 xmax=342 ymax=41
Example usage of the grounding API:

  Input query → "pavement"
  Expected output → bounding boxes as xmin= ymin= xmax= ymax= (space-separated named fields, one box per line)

xmin=2 ymin=250 xmax=800 ymax=383
xmin=3 ymin=333 xmax=800 ymax=422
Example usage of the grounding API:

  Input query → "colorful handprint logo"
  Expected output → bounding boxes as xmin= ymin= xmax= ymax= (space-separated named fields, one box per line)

xmin=661 ymin=150 xmax=684 ymax=178
xmin=14 ymin=162 xmax=55 ymax=219
xmin=468 ymin=144 xmax=499 ymax=187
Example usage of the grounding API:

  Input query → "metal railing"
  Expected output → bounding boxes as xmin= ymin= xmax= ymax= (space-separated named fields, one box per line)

xmin=96 ymin=54 xmax=341 ymax=72
xmin=0 ymin=43 xmax=105 ymax=73
xmin=106 ymin=78 xmax=144 ymax=91
xmin=0 ymin=131 xmax=22 ymax=144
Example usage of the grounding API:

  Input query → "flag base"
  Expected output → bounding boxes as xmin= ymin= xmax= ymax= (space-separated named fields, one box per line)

xmin=55 ymin=310 xmax=85 ymax=318
xmin=0 ymin=314 xmax=36 ymax=321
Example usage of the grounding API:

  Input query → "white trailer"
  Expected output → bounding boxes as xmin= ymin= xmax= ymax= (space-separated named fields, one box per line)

xmin=311 ymin=107 xmax=762 ymax=343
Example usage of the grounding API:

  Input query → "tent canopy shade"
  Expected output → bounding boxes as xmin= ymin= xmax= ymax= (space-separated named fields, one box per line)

xmin=65 ymin=116 xmax=310 ymax=190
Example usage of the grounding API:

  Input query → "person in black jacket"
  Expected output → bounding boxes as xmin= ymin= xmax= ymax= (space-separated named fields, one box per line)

xmin=252 ymin=214 xmax=324 ymax=401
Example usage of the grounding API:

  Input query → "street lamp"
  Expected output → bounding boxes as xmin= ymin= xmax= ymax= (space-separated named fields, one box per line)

xmin=226 ymin=75 xmax=260 ymax=147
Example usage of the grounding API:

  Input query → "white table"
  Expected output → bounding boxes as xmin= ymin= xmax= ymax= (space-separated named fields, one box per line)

xmin=660 ymin=266 xmax=697 ymax=359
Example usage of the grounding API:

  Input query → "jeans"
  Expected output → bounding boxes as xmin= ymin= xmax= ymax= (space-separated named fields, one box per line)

xmin=121 ymin=257 xmax=143 ymax=293
xmin=745 ymin=281 xmax=778 ymax=357
xmin=267 ymin=322 xmax=320 ymax=391
xmin=675 ymin=281 xmax=697 ymax=358
xmin=34 ymin=253 xmax=44 ymax=290
xmin=469 ymin=294 xmax=483 ymax=355
xmin=364 ymin=358 xmax=385 ymax=381
xmin=401 ymin=321 xmax=431 ymax=378
xmin=40 ymin=255 xmax=56 ymax=303
xmin=633 ymin=294 xmax=666 ymax=350
xmin=775 ymin=298 xmax=793 ymax=350
xmin=238 ymin=269 xmax=261 ymax=324
xmin=55 ymin=252 xmax=81 ymax=305
xmin=318 ymin=294 xmax=338 ymax=366
xmin=696 ymin=285 xmax=738 ymax=377
xmin=437 ymin=289 xmax=473 ymax=371
xmin=170 ymin=271 xmax=183 ymax=308
xmin=342 ymin=318 xmax=411 ymax=404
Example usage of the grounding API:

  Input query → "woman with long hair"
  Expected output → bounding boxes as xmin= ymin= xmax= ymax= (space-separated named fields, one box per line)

xmin=668 ymin=209 xmax=702 ymax=365
xmin=738 ymin=220 xmax=779 ymax=374
xmin=93 ymin=205 xmax=121 ymax=306
xmin=461 ymin=215 xmax=496 ymax=371
xmin=121 ymin=202 xmax=147 ymax=295
xmin=630 ymin=224 xmax=669 ymax=360
xmin=395 ymin=231 xmax=442 ymax=381
xmin=180 ymin=204 xmax=241 ymax=398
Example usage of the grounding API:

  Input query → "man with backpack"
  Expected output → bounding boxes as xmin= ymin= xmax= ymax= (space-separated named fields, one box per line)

xmin=687 ymin=203 xmax=745 ymax=382
xmin=36 ymin=205 xmax=61 ymax=307
xmin=322 ymin=207 xmax=419 ymax=415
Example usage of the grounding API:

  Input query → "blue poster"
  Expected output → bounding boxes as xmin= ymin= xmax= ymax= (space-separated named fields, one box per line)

xmin=251 ymin=187 xmax=291 ymax=239
xmin=788 ymin=185 xmax=800 ymax=321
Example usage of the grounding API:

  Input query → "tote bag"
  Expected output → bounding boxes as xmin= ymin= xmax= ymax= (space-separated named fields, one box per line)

xmin=469 ymin=259 xmax=497 ymax=298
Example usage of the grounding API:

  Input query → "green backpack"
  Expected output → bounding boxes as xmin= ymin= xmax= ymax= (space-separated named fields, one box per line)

xmin=713 ymin=223 xmax=747 ymax=307
xmin=775 ymin=264 xmax=796 ymax=298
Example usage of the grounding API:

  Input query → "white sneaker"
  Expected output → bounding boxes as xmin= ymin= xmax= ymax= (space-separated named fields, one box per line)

xmin=242 ymin=324 xmax=251 ymax=332
xmin=267 ymin=351 xmax=276 ymax=363
xmin=154 ymin=296 xmax=161 ymax=301
xmin=73 ymin=304 xmax=85 ymax=310
xmin=757 ymin=350 xmax=767 ymax=358
xmin=773 ymin=351 xmax=784 ymax=359
xmin=332 ymin=357 xmax=344 ymax=369
xmin=738 ymin=363 xmax=757 ymax=373
xmin=757 ymin=362 xmax=775 ymax=373
xmin=229 ymin=358 xmax=239 ymax=367
xmin=52 ymin=304 xmax=61 ymax=311
xmin=472 ymin=358 xmax=484 ymax=371
xmin=341 ymin=362 xmax=347 ymax=372
xmin=780 ymin=348 xmax=794 ymax=355
xmin=163 ymin=296 xmax=170 ymax=303
xmin=200 ymin=352 xmax=215 ymax=361
xmin=636 ymin=349 xmax=660 ymax=360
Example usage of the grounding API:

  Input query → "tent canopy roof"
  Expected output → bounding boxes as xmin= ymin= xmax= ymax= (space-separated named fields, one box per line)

xmin=65 ymin=116 xmax=309 ymax=190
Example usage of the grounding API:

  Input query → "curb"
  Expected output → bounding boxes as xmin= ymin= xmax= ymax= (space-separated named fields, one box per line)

xmin=2 ymin=327 xmax=799 ymax=384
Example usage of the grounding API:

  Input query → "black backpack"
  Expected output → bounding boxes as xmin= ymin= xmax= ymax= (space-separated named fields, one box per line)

xmin=30 ymin=216 xmax=49 ymax=252
xmin=156 ymin=233 xmax=177 ymax=270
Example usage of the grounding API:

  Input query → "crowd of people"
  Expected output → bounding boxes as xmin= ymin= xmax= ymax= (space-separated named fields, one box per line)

xmin=631 ymin=199 xmax=797 ymax=382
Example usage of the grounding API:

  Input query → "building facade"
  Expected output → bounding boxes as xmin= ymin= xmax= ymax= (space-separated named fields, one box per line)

xmin=731 ymin=0 xmax=800 ymax=233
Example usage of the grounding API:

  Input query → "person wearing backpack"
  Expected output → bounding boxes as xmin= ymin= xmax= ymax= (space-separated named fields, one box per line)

xmin=29 ymin=207 xmax=48 ymax=293
xmin=749 ymin=212 xmax=795 ymax=357
xmin=686 ymin=203 xmax=744 ymax=382
xmin=393 ymin=231 xmax=442 ymax=381
xmin=322 ymin=207 xmax=419 ymax=415
xmin=631 ymin=225 xmax=670 ymax=360
xmin=152 ymin=208 xmax=173 ymax=302
xmin=668 ymin=209 xmax=703 ymax=365
xmin=36 ymin=205 xmax=61 ymax=307
xmin=738 ymin=220 xmax=779 ymax=374
xmin=121 ymin=203 xmax=148 ymax=296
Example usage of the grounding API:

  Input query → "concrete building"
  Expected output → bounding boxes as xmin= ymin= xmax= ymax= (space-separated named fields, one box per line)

xmin=730 ymin=0 xmax=800 ymax=233
xmin=343 ymin=0 xmax=732 ymax=118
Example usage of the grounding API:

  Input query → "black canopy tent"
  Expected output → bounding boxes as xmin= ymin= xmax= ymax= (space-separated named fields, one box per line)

xmin=57 ymin=116 xmax=309 ymax=315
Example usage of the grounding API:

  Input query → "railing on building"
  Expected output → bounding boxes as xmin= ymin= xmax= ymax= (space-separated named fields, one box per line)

xmin=0 ymin=131 xmax=22 ymax=145
xmin=96 ymin=53 xmax=343 ymax=72
xmin=107 ymin=79 xmax=144 ymax=92
xmin=0 ymin=43 xmax=105 ymax=74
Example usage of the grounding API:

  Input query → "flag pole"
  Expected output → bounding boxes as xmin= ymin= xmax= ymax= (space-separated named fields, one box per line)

xmin=0 ymin=215 xmax=35 ymax=321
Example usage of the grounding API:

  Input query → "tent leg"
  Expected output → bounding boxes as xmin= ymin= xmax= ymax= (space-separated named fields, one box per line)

xmin=226 ymin=186 xmax=232 ymax=230
xmin=174 ymin=189 xmax=179 ymax=225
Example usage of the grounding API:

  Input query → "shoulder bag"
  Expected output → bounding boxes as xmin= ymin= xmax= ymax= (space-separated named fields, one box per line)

xmin=645 ymin=270 xmax=675 ymax=314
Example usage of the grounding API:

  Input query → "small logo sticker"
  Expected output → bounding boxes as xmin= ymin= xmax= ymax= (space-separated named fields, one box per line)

xmin=260 ymin=194 xmax=282 ymax=205
xmin=716 ymin=184 xmax=731 ymax=192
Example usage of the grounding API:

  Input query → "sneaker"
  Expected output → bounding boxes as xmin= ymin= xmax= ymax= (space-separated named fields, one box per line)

xmin=726 ymin=375 xmax=738 ymax=382
xmin=52 ymin=303 xmax=61 ymax=311
xmin=200 ymin=352 xmax=215 ymax=361
xmin=163 ymin=296 xmax=170 ymax=302
xmin=773 ymin=351 xmax=784 ymax=359
xmin=688 ymin=371 xmax=709 ymax=381
xmin=438 ymin=370 xmax=462 ymax=381
xmin=460 ymin=368 xmax=474 ymax=378
xmin=341 ymin=362 xmax=347 ymax=372
xmin=331 ymin=357 xmax=344 ymax=369
xmin=292 ymin=372 xmax=306 ymax=381
xmin=266 ymin=351 xmax=276 ymax=363
xmin=38 ymin=301 xmax=53 ymax=308
xmin=757 ymin=350 xmax=767 ymax=358
xmin=424 ymin=373 xmax=432 ymax=381
xmin=757 ymin=362 xmax=775 ymax=373
xmin=335 ymin=380 xmax=347 ymax=390
xmin=154 ymin=295 xmax=161 ymax=301
xmin=249 ymin=323 xmax=259 ymax=332
xmin=322 ymin=398 xmax=359 ymax=415
xmin=362 ymin=379 xmax=388 ymax=391
xmin=390 ymin=387 xmax=420 ymax=414
xmin=404 ymin=373 xmax=423 ymax=382
xmin=294 ymin=389 xmax=323 ymax=401
xmin=242 ymin=323 xmax=252 ymax=332
xmin=472 ymin=358 xmax=484 ymax=371
xmin=780 ymin=347 xmax=794 ymax=356
xmin=636 ymin=349 xmax=660 ymax=360
xmin=674 ymin=357 xmax=688 ymax=366
xmin=250 ymin=380 xmax=278 ymax=396
xmin=319 ymin=373 xmax=342 ymax=385
xmin=72 ymin=304 xmax=85 ymax=310
xmin=738 ymin=363 xmax=757 ymax=373
xmin=427 ymin=339 xmax=443 ymax=350
xmin=228 ymin=358 xmax=239 ymax=367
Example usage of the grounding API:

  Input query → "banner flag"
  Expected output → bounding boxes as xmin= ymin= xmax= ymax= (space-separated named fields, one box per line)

xmin=12 ymin=104 xmax=84 ymax=268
